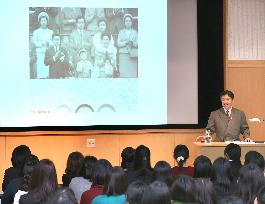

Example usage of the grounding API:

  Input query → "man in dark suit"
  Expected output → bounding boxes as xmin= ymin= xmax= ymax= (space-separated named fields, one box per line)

xmin=44 ymin=34 xmax=69 ymax=79
xmin=206 ymin=90 xmax=252 ymax=142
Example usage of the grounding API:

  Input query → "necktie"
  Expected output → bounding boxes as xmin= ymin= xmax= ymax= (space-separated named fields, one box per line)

xmin=225 ymin=110 xmax=229 ymax=117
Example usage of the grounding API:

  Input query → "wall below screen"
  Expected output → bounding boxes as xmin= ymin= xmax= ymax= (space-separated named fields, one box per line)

xmin=0 ymin=130 xmax=202 ymax=192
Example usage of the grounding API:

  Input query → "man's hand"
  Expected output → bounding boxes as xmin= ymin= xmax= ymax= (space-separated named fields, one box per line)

xmin=244 ymin=137 xmax=253 ymax=142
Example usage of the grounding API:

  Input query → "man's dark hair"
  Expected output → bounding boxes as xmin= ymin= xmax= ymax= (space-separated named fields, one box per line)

xmin=220 ymin=90 xmax=234 ymax=99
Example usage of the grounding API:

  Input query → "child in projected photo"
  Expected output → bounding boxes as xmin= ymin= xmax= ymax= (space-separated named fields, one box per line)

xmin=75 ymin=49 xmax=93 ymax=78
xmin=93 ymin=32 xmax=117 ymax=78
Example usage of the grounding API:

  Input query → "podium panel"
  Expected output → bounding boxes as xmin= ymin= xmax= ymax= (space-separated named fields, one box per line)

xmin=194 ymin=142 xmax=265 ymax=162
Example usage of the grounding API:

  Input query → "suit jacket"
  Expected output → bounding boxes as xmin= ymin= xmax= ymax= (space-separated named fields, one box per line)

xmin=44 ymin=46 xmax=69 ymax=79
xmin=206 ymin=108 xmax=250 ymax=141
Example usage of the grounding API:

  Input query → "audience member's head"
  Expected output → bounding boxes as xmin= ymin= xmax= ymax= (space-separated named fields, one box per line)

xmin=92 ymin=159 xmax=112 ymax=186
xmin=121 ymin=147 xmax=135 ymax=171
xmin=244 ymin=150 xmax=265 ymax=171
xmin=194 ymin=178 xmax=215 ymax=204
xmin=134 ymin=145 xmax=152 ymax=171
xmin=193 ymin=155 xmax=212 ymax=178
xmin=126 ymin=180 xmax=147 ymax=204
xmin=104 ymin=166 xmax=128 ymax=196
xmin=11 ymin=145 xmax=31 ymax=170
xmin=173 ymin=144 xmax=189 ymax=167
xmin=65 ymin=151 xmax=84 ymax=178
xmin=47 ymin=187 xmax=78 ymax=204
xmin=21 ymin=154 xmax=39 ymax=191
xmin=224 ymin=143 xmax=242 ymax=178
xmin=80 ymin=156 xmax=97 ymax=180
xmin=29 ymin=159 xmax=58 ymax=203
xmin=153 ymin=161 xmax=173 ymax=187
xmin=211 ymin=157 xmax=233 ymax=194
xmin=216 ymin=196 xmax=245 ymax=204
xmin=224 ymin=143 xmax=241 ymax=161
xmin=141 ymin=181 xmax=171 ymax=204
xmin=258 ymin=185 xmax=265 ymax=204
xmin=171 ymin=174 xmax=195 ymax=203
xmin=237 ymin=163 xmax=265 ymax=204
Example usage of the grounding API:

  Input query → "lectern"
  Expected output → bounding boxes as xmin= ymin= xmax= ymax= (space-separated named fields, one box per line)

xmin=194 ymin=142 xmax=265 ymax=162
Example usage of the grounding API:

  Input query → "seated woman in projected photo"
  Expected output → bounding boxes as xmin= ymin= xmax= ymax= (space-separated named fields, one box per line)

xmin=93 ymin=32 xmax=117 ymax=78
xmin=32 ymin=12 xmax=53 ymax=79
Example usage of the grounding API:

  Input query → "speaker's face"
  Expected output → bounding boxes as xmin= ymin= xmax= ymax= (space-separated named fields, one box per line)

xmin=221 ymin=94 xmax=233 ymax=110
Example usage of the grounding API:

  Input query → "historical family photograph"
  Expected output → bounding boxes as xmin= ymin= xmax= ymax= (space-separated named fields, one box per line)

xmin=29 ymin=7 xmax=138 ymax=79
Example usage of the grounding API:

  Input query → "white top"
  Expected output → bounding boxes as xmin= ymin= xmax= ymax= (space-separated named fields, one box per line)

xmin=69 ymin=177 xmax=92 ymax=201
xmin=13 ymin=190 xmax=28 ymax=204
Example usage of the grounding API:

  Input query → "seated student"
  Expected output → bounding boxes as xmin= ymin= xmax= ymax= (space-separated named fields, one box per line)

xmin=47 ymin=187 xmax=78 ymax=204
xmin=216 ymin=196 xmax=245 ymax=204
xmin=194 ymin=178 xmax=215 ymax=204
xmin=91 ymin=166 xmax=127 ymax=204
xmin=2 ymin=154 xmax=39 ymax=204
xmin=126 ymin=181 xmax=147 ymax=204
xmin=171 ymin=174 xmax=196 ymax=203
xmin=152 ymin=161 xmax=173 ymax=187
xmin=80 ymin=159 xmax=112 ymax=204
xmin=75 ymin=49 xmax=94 ymax=78
xmin=69 ymin=156 xmax=97 ymax=201
xmin=211 ymin=157 xmax=234 ymax=201
xmin=224 ymin=143 xmax=242 ymax=179
xmin=121 ymin=147 xmax=135 ymax=172
xmin=141 ymin=181 xmax=171 ymax=204
xmin=2 ymin=145 xmax=31 ymax=192
xmin=193 ymin=155 xmax=212 ymax=178
xmin=127 ymin=145 xmax=153 ymax=185
xmin=236 ymin=163 xmax=265 ymax=204
xmin=172 ymin=144 xmax=194 ymax=177
xmin=62 ymin=152 xmax=84 ymax=187
xmin=19 ymin=159 xmax=58 ymax=204
xmin=244 ymin=150 xmax=265 ymax=171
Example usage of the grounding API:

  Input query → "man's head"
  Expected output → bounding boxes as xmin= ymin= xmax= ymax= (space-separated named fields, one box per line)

xmin=220 ymin=90 xmax=234 ymax=110
xmin=52 ymin=34 xmax=61 ymax=47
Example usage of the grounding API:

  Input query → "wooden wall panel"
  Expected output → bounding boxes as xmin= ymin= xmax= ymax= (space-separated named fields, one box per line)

xmin=226 ymin=65 xmax=265 ymax=140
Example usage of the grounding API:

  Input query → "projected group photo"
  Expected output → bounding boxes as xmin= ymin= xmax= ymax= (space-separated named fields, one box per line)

xmin=29 ymin=7 xmax=138 ymax=79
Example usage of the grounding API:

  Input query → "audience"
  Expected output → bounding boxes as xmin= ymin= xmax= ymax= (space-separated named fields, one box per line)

xmin=257 ymin=185 xmax=265 ymax=204
xmin=193 ymin=155 xmax=212 ymax=178
xmin=216 ymin=196 xmax=246 ymax=204
xmin=19 ymin=159 xmax=58 ymax=204
xmin=194 ymin=178 xmax=215 ymax=204
xmin=2 ymin=145 xmax=31 ymax=192
xmin=91 ymin=166 xmax=127 ymax=204
xmin=152 ymin=161 xmax=173 ymax=187
xmin=2 ymin=154 xmax=39 ymax=204
xmin=46 ymin=187 xmax=78 ymax=204
xmin=141 ymin=181 xmax=171 ymax=204
xmin=2 ymin=143 xmax=265 ymax=204
xmin=224 ymin=143 xmax=242 ymax=179
xmin=171 ymin=174 xmax=196 ymax=203
xmin=121 ymin=147 xmax=135 ymax=172
xmin=126 ymin=181 xmax=147 ymax=204
xmin=80 ymin=159 xmax=112 ymax=204
xmin=69 ymin=155 xmax=97 ymax=201
xmin=236 ymin=163 xmax=265 ymax=204
xmin=211 ymin=157 xmax=234 ymax=200
xmin=127 ymin=145 xmax=153 ymax=184
xmin=172 ymin=144 xmax=194 ymax=177
xmin=62 ymin=151 xmax=84 ymax=187
xmin=244 ymin=150 xmax=265 ymax=171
